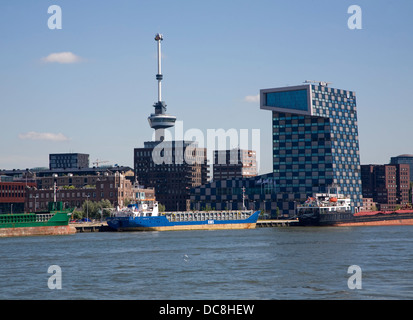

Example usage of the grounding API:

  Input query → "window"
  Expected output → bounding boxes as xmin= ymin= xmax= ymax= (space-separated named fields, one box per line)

xmin=266 ymin=89 xmax=308 ymax=111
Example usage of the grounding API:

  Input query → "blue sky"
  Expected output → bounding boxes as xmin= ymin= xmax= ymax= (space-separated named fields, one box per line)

xmin=1 ymin=0 xmax=412 ymax=174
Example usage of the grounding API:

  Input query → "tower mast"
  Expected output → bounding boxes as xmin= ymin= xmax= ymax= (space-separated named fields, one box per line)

xmin=155 ymin=33 xmax=163 ymax=102
xmin=147 ymin=33 xmax=177 ymax=141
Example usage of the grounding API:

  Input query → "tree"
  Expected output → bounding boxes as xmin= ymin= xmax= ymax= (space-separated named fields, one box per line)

xmin=158 ymin=203 xmax=166 ymax=213
xmin=71 ymin=209 xmax=83 ymax=220
xmin=81 ymin=199 xmax=113 ymax=220
xmin=202 ymin=204 xmax=212 ymax=212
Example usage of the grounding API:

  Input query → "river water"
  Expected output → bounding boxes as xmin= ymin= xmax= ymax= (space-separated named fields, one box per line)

xmin=1 ymin=226 xmax=413 ymax=300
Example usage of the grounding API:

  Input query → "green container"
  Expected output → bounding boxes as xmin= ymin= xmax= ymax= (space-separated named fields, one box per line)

xmin=0 ymin=202 xmax=71 ymax=229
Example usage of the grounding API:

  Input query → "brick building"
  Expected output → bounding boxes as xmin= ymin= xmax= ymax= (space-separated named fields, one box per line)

xmin=0 ymin=179 xmax=36 ymax=213
xmin=390 ymin=154 xmax=413 ymax=182
xmin=361 ymin=164 xmax=410 ymax=210
xmin=25 ymin=172 xmax=153 ymax=212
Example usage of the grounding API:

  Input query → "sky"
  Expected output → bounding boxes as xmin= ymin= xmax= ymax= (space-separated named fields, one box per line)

xmin=1 ymin=0 xmax=412 ymax=174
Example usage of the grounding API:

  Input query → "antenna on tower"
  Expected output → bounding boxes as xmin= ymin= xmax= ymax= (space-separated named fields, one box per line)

xmin=155 ymin=33 xmax=163 ymax=102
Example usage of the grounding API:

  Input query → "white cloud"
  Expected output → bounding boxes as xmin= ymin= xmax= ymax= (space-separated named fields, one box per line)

xmin=244 ymin=94 xmax=260 ymax=103
xmin=18 ymin=132 xmax=71 ymax=142
xmin=41 ymin=52 xmax=83 ymax=64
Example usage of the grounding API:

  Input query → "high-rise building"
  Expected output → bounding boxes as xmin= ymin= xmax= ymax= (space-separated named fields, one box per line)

xmin=360 ymin=164 xmax=375 ymax=199
xmin=390 ymin=154 xmax=413 ymax=182
xmin=134 ymin=141 xmax=208 ymax=211
xmin=213 ymin=149 xmax=257 ymax=180
xmin=260 ymin=82 xmax=363 ymax=216
xmin=49 ymin=153 xmax=89 ymax=170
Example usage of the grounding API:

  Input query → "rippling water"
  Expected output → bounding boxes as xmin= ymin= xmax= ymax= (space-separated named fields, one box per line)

xmin=1 ymin=226 xmax=413 ymax=299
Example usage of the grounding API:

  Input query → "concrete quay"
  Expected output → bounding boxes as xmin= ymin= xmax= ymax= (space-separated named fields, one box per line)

xmin=71 ymin=219 xmax=299 ymax=233
xmin=256 ymin=219 xmax=299 ymax=227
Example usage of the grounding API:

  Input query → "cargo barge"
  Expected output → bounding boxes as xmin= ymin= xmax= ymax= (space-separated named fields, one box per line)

xmin=296 ymin=193 xmax=413 ymax=227
xmin=107 ymin=197 xmax=260 ymax=232
xmin=0 ymin=202 xmax=76 ymax=237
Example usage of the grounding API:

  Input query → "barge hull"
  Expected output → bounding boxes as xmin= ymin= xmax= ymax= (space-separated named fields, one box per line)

xmin=328 ymin=218 xmax=413 ymax=227
xmin=0 ymin=225 xmax=77 ymax=237
xmin=117 ymin=222 xmax=257 ymax=232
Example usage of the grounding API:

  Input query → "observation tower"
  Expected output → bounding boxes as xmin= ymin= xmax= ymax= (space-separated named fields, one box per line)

xmin=147 ymin=33 xmax=177 ymax=141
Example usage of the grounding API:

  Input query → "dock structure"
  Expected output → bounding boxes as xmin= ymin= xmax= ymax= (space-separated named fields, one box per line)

xmin=71 ymin=222 xmax=112 ymax=233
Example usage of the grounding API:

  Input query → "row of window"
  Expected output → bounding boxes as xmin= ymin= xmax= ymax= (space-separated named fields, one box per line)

xmin=28 ymin=191 xmax=124 ymax=199
xmin=0 ymin=185 xmax=25 ymax=190
xmin=0 ymin=191 xmax=24 ymax=198
xmin=312 ymin=98 xmax=356 ymax=110
xmin=311 ymin=86 xmax=355 ymax=97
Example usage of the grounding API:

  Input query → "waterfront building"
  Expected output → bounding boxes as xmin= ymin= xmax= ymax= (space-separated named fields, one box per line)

xmin=361 ymin=164 xmax=410 ymax=210
xmin=190 ymin=173 xmax=279 ymax=218
xmin=362 ymin=197 xmax=376 ymax=211
xmin=0 ymin=180 xmax=36 ymax=213
xmin=390 ymin=154 xmax=413 ymax=182
xmin=134 ymin=141 xmax=208 ymax=211
xmin=49 ymin=153 xmax=89 ymax=170
xmin=25 ymin=172 xmax=152 ymax=212
xmin=360 ymin=164 xmax=378 ymax=200
xmin=36 ymin=167 xmax=134 ymax=189
xmin=213 ymin=149 xmax=257 ymax=180
xmin=260 ymin=82 xmax=363 ymax=216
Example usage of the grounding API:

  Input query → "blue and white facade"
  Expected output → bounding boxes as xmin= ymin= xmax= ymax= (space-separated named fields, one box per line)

xmin=260 ymin=83 xmax=363 ymax=216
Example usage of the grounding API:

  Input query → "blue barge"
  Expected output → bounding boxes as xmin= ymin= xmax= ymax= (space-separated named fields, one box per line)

xmin=106 ymin=200 xmax=260 ymax=231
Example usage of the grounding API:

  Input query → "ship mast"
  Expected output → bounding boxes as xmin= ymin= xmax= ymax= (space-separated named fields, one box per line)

xmin=242 ymin=186 xmax=246 ymax=210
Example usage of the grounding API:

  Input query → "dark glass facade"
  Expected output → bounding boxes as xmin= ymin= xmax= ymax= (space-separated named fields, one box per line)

xmin=266 ymin=89 xmax=309 ymax=111
xmin=49 ymin=153 xmax=89 ymax=170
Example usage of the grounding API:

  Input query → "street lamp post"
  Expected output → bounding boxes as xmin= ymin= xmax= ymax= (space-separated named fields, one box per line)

xmin=34 ymin=195 xmax=38 ymax=212
xmin=86 ymin=194 xmax=90 ymax=222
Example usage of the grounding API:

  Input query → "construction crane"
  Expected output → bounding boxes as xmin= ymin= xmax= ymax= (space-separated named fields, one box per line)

xmin=93 ymin=159 xmax=109 ymax=168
